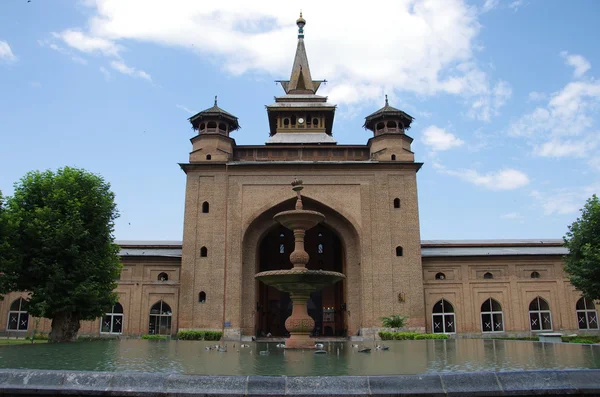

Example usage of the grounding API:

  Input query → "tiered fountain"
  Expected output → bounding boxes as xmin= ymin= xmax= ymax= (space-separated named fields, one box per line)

xmin=255 ymin=179 xmax=346 ymax=349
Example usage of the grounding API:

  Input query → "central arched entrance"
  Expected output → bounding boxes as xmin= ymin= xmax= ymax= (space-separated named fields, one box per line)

xmin=240 ymin=196 xmax=361 ymax=338
xmin=256 ymin=223 xmax=345 ymax=337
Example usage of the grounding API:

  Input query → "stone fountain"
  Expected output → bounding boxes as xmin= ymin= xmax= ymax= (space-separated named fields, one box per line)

xmin=255 ymin=179 xmax=346 ymax=349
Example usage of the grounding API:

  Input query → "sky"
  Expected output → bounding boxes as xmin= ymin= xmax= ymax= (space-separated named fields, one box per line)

xmin=0 ymin=0 xmax=599 ymax=242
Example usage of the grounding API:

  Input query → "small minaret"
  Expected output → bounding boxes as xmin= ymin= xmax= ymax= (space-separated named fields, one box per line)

xmin=187 ymin=97 xmax=239 ymax=162
xmin=365 ymin=96 xmax=415 ymax=161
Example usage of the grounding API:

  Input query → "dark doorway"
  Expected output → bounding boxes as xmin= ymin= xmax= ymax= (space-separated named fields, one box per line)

xmin=256 ymin=224 xmax=344 ymax=337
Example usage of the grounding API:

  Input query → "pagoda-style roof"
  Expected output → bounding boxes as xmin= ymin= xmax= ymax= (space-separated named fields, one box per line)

xmin=188 ymin=97 xmax=240 ymax=131
xmin=363 ymin=97 xmax=414 ymax=130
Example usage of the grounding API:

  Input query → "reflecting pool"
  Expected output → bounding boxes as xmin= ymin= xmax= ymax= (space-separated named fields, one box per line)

xmin=0 ymin=339 xmax=599 ymax=376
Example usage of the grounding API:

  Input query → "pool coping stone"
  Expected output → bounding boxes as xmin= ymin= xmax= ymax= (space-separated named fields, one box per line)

xmin=0 ymin=369 xmax=599 ymax=396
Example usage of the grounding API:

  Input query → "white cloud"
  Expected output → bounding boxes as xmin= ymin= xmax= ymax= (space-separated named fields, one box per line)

xmin=528 ymin=91 xmax=546 ymax=102
xmin=0 ymin=40 xmax=17 ymax=61
xmin=176 ymin=104 xmax=194 ymax=114
xmin=561 ymin=51 xmax=591 ymax=78
xmin=110 ymin=60 xmax=151 ymax=81
xmin=99 ymin=66 xmax=111 ymax=81
xmin=509 ymin=0 xmax=525 ymax=11
xmin=481 ymin=0 xmax=500 ymax=13
xmin=421 ymin=125 xmax=464 ymax=151
xmin=531 ymin=183 xmax=600 ymax=215
xmin=54 ymin=30 xmax=121 ymax=57
xmin=510 ymin=79 xmax=600 ymax=161
xmin=502 ymin=212 xmax=524 ymax=221
xmin=436 ymin=164 xmax=530 ymax=190
xmin=467 ymin=79 xmax=512 ymax=121
xmin=51 ymin=0 xmax=507 ymax=114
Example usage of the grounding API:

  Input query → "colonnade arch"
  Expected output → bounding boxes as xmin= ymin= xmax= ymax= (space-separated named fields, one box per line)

xmin=240 ymin=196 xmax=361 ymax=337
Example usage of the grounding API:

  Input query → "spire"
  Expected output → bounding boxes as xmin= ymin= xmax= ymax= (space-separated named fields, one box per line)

xmin=385 ymin=94 xmax=389 ymax=106
xmin=277 ymin=13 xmax=326 ymax=95
xmin=214 ymin=95 xmax=218 ymax=106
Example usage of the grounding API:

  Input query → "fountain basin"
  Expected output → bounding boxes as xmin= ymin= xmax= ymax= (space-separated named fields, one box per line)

xmin=255 ymin=268 xmax=345 ymax=294
xmin=273 ymin=210 xmax=324 ymax=231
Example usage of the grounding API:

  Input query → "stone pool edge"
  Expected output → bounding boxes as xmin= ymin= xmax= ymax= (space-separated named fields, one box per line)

xmin=0 ymin=369 xmax=599 ymax=396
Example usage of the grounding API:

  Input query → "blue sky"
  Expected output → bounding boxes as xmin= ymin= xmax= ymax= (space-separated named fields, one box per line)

xmin=0 ymin=0 xmax=599 ymax=241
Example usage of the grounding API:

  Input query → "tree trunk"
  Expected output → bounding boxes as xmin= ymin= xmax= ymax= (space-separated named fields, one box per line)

xmin=49 ymin=312 xmax=81 ymax=343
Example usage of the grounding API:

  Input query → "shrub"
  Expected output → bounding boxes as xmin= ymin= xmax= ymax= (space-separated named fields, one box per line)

xmin=141 ymin=334 xmax=167 ymax=340
xmin=562 ymin=336 xmax=600 ymax=344
xmin=379 ymin=331 xmax=446 ymax=340
xmin=380 ymin=314 xmax=408 ymax=328
xmin=176 ymin=330 xmax=223 ymax=341
xmin=414 ymin=333 xmax=448 ymax=340
xmin=204 ymin=331 xmax=223 ymax=341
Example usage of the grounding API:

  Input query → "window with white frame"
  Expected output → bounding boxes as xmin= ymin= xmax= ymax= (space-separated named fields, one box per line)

xmin=101 ymin=302 xmax=124 ymax=334
xmin=7 ymin=298 xmax=29 ymax=331
xmin=576 ymin=297 xmax=598 ymax=330
xmin=481 ymin=298 xmax=504 ymax=333
xmin=529 ymin=296 xmax=552 ymax=331
xmin=432 ymin=299 xmax=456 ymax=334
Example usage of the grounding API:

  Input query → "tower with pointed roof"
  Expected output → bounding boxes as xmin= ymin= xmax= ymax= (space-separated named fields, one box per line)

xmin=187 ymin=96 xmax=239 ymax=162
xmin=266 ymin=13 xmax=336 ymax=144
xmin=365 ymin=95 xmax=416 ymax=162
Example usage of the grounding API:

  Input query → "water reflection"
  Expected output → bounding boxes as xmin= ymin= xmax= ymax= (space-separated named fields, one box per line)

xmin=0 ymin=339 xmax=598 ymax=376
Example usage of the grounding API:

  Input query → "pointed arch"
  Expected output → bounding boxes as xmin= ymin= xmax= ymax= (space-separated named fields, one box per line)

xmin=7 ymin=298 xmax=28 ymax=331
xmin=240 ymin=195 xmax=361 ymax=337
xmin=576 ymin=297 xmax=598 ymax=330
xmin=432 ymin=299 xmax=455 ymax=334
xmin=149 ymin=300 xmax=172 ymax=335
xmin=529 ymin=297 xmax=552 ymax=331
xmin=480 ymin=298 xmax=503 ymax=332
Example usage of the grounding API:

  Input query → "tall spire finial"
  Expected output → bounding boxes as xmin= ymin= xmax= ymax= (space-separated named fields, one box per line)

xmin=296 ymin=11 xmax=306 ymax=38
xmin=214 ymin=95 xmax=218 ymax=106
xmin=385 ymin=94 xmax=389 ymax=106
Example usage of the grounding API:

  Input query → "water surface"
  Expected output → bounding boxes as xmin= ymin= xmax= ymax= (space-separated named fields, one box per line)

xmin=0 ymin=339 xmax=598 ymax=376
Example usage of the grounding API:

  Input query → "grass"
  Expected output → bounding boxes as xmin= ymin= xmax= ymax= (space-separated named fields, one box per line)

xmin=0 ymin=339 xmax=48 ymax=346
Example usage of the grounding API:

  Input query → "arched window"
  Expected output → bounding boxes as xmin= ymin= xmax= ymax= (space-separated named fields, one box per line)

xmin=393 ymin=198 xmax=400 ymax=209
xmin=291 ymin=115 xmax=297 ymax=125
xmin=396 ymin=246 xmax=403 ymax=256
xmin=199 ymin=291 xmax=207 ymax=304
xmin=435 ymin=272 xmax=446 ymax=280
xmin=207 ymin=121 xmax=217 ymax=129
xmin=312 ymin=118 xmax=319 ymax=126
xmin=199 ymin=123 xmax=205 ymax=131
xmin=576 ymin=297 xmax=598 ymax=330
xmin=387 ymin=120 xmax=397 ymax=129
xmin=283 ymin=118 xmax=290 ymax=126
xmin=7 ymin=298 xmax=28 ymax=331
xmin=318 ymin=243 xmax=324 ymax=254
xmin=481 ymin=298 xmax=503 ymax=333
xmin=218 ymin=123 xmax=226 ymax=131
xmin=101 ymin=302 xmax=123 ymax=334
xmin=149 ymin=300 xmax=172 ymax=335
xmin=483 ymin=272 xmax=493 ymax=279
xmin=206 ymin=154 xmax=212 ymax=160
xmin=432 ymin=299 xmax=455 ymax=333
xmin=530 ymin=271 xmax=540 ymax=279
xmin=202 ymin=201 xmax=209 ymax=213
xmin=376 ymin=122 xmax=384 ymax=131
xmin=391 ymin=154 xmax=396 ymax=161
xmin=158 ymin=272 xmax=168 ymax=281
xmin=529 ymin=297 xmax=552 ymax=331
xmin=200 ymin=246 xmax=208 ymax=257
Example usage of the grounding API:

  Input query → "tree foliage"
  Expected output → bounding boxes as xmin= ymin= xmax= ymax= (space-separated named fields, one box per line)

xmin=0 ymin=167 xmax=121 ymax=341
xmin=564 ymin=194 xmax=600 ymax=300
xmin=380 ymin=314 xmax=408 ymax=329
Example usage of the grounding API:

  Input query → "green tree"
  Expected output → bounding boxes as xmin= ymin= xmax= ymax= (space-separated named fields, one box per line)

xmin=0 ymin=167 xmax=121 ymax=342
xmin=564 ymin=194 xmax=600 ymax=300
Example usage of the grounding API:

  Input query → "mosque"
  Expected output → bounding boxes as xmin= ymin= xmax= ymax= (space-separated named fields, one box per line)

xmin=1 ymin=15 xmax=597 ymax=340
